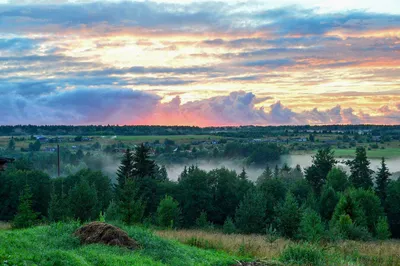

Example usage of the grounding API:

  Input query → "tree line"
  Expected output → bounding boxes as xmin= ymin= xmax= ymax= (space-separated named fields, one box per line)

xmin=1 ymin=145 xmax=399 ymax=241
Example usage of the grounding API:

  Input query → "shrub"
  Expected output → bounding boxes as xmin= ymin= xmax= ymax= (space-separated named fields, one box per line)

xmin=222 ymin=217 xmax=236 ymax=234
xmin=156 ymin=195 xmax=181 ymax=228
xmin=280 ymin=244 xmax=326 ymax=266
xmin=235 ymin=189 xmax=266 ymax=234
xmin=298 ymin=208 xmax=325 ymax=242
xmin=375 ymin=216 xmax=391 ymax=240
xmin=105 ymin=200 xmax=120 ymax=222
xmin=275 ymin=192 xmax=301 ymax=238
xmin=196 ymin=211 xmax=209 ymax=229
xmin=12 ymin=185 xmax=39 ymax=229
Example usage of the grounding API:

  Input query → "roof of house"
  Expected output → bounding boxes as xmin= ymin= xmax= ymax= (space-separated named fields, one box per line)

xmin=0 ymin=157 xmax=15 ymax=163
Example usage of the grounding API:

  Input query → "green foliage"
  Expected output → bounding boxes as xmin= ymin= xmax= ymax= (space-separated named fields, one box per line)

xmin=350 ymin=188 xmax=384 ymax=233
xmin=257 ymin=177 xmax=287 ymax=225
xmin=279 ymin=244 xmax=326 ymax=266
xmin=235 ymin=189 xmax=266 ymax=234
xmin=132 ymin=144 xmax=157 ymax=179
xmin=346 ymin=147 xmax=374 ymax=189
xmin=222 ymin=217 xmax=236 ymax=234
xmin=0 ymin=169 xmax=51 ymax=220
xmin=12 ymin=185 xmax=39 ymax=229
xmin=0 ymin=222 xmax=237 ymax=266
xmin=28 ymin=140 xmax=41 ymax=152
xmin=118 ymin=179 xmax=145 ymax=225
xmin=156 ymin=195 xmax=181 ymax=228
xmin=178 ymin=166 xmax=211 ymax=227
xmin=105 ymin=200 xmax=120 ymax=222
xmin=319 ymin=185 xmax=339 ymax=221
xmin=265 ymin=224 xmax=280 ymax=245
xmin=305 ymin=147 xmax=337 ymax=194
xmin=375 ymin=157 xmax=391 ymax=204
xmin=48 ymin=185 xmax=69 ymax=222
xmin=115 ymin=149 xmax=134 ymax=194
xmin=195 ymin=211 xmax=209 ymax=229
xmin=275 ymin=192 xmax=301 ymax=238
xmin=331 ymin=192 xmax=366 ymax=229
xmin=99 ymin=211 xmax=106 ymax=222
xmin=69 ymin=179 xmax=99 ymax=221
xmin=7 ymin=138 xmax=15 ymax=151
xmin=386 ymin=179 xmax=400 ymax=237
xmin=375 ymin=216 xmax=391 ymax=240
xmin=326 ymin=167 xmax=349 ymax=192
xmin=298 ymin=208 xmax=325 ymax=242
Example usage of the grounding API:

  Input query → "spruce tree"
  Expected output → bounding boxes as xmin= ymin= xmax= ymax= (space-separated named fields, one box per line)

xmin=238 ymin=167 xmax=247 ymax=180
xmin=115 ymin=149 xmax=134 ymax=194
xmin=132 ymin=144 xmax=156 ymax=179
xmin=12 ymin=184 xmax=39 ymax=228
xmin=346 ymin=147 xmax=374 ymax=189
xmin=375 ymin=157 xmax=391 ymax=204
xmin=305 ymin=147 xmax=337 ymax=194
xmin=273 ymin=165 xmax=280 ymax=178
xmin=235 ymin=189 xmax=266 ymax=234
xmin=276 ymin=192 xmax=302 ymax=238
xmin=257 ymin=166 xmax=273 ymax=185
xmin=69 ymin=179 xmax=99 ymax=221
xmin=118 ymin=179 xmax=145 ymax=225
xmin=7 ymin=137 xmax=15 ymax=151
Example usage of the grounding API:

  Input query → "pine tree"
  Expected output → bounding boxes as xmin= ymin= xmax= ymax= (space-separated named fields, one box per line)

xmin=7 ymin=137 xmax=15 ymax=151
xmin=375 ymin=157 xmax=391 ymax=204
xmin=235 ymin=189 xmax=266 ymax=234
xmin=346 ymin=147 xmax=374 ymax=189
xmin=156 ymin=195 xmax=181 ymax=228
xmin=274 ymin=165 xmax=280 ymax=178
xmin=115 ymin=149 xmax=134 ymax=194
xmin=239 ymin=167 xmax=247 ymax=180
xmin=69 ymin=179 xmax=99 ymax=221
xmin=132 ymin=144 xmax=156 ymax=179
xmin=305 ymin=147 xmax=337 ymax=194
xmin=276 ymin=192 xmax=302 ymax=238
xmin=12 ymin=184 xmax=39 ymax=228
xmin=118 ymin=179 xmax=145 ymax=225
xmin=257 ymin=166 xmax=273 ymax=185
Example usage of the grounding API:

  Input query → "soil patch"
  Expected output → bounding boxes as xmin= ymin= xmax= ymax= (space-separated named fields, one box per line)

xmin=74 ymin=222 xmax=139 ymax=249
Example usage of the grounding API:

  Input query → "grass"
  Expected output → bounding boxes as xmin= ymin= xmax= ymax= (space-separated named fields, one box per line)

xmin=0 ymin=222 xmax=10 ymax=231
xmin=0 ymin=222 xmax=238 ymax=266
xmin=332 ymin=148 xmax=400 ymax=159
xmin=156 ymin=229 xmax=400 ymax=266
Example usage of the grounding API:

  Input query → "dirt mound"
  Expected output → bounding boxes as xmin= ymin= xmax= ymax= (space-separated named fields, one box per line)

xmin=74 ymin=222 xmax=139 ymax=249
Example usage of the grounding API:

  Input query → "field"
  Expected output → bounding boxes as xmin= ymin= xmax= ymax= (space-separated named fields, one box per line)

xmin=332 ymin=148 xmax=400 ymax=159
xmin=156 ymin=229 xmax=400 ymax=266
xmin=0 ymin=222 xmax=238 ymax=266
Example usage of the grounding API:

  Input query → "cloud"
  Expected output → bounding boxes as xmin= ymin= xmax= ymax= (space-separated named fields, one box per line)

xmin=1 ymin=88 xmax=399 ymax=126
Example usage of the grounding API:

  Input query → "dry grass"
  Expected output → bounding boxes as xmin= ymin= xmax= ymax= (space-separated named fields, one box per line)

xmin=0 ymin=222 xmax=11 ymax=230
xmin=156 ymin=229 xmax=400 ymax=265
xmin=156 ymin=229 xmax=291 ymax=259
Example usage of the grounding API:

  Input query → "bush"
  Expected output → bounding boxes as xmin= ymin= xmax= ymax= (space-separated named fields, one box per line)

xmin=298 ymin=208 xmax=325 ymax=242
xmin=222 ymin=217 xmax=236 ymax=234
xmin=105 ymin=200 xmax=120 ymax=222
xmin=12 ymin=185 xmax=39 ymax=229
xmin=280 ymin=244 xmax=326 ymax=266
xmin=275 ymin=192 xmax=301 ymax=238
xmin=235 ymin=189 xmax=266 ymax=234
xmin=156 ymin=195 xmax=181 ymax=228
xmin=375 ymin=216 xmax=391 ymax=240
xmin=196 ymin=211 xmax=209 ymax=229
xmin=336 ymin=214 xmax=372 ymax=241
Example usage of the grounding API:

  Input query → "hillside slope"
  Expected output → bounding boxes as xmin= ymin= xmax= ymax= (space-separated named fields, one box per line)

xmin=0 ymin=222 xmax=237 ymax=266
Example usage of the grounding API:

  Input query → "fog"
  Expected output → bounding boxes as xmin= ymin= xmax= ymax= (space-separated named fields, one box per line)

xmin=164 ymin=155 xmax=400 ymax=181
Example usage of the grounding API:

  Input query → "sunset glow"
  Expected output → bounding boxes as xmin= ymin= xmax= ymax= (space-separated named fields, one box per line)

xmin=1 ymin=0 xmax=400 ymax=126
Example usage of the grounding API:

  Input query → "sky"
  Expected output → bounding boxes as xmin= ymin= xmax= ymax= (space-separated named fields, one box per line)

xmin=0 ymin=0 xmax=399 ymax=126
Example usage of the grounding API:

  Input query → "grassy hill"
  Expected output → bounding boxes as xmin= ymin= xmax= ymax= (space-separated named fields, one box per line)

xmin=0 ymin=222 xmax=237 ymax=266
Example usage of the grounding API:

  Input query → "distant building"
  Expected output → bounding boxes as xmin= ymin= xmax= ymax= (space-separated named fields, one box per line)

xmin=35 ymin=135 xmax=48 ymax=142
xmin=0 ymin=157 xmax=14 ymax=171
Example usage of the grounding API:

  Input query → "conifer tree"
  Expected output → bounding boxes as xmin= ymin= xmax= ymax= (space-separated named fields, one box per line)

xmin=239 ymin=167 xmax=247 ymax=180
xmin=12 ymin=184 xmax=39 ymax=228
xmin=69 ymin=179 xmax=98 ymax=221
xmin=115 ymin=149 xmax=134 ymax=194
xmin=346 ymin=147 xmax=374 ymax=189
xmin=375 ymin=157 xmax=391 ymax=204
xmin=276 ymin=192 xmax=302 ymax=238
xmin=132 ymin=144 xmax=156 ymax=179
xmin=235 ymin=189 xmax=266 ymax=234
xmin=273 ymin=165 xmax=280 ymax=178
xmin=305 ymin=147 xmax=336 ymax=194
xmin=118 ymin=179 xmax=145 ymax=225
